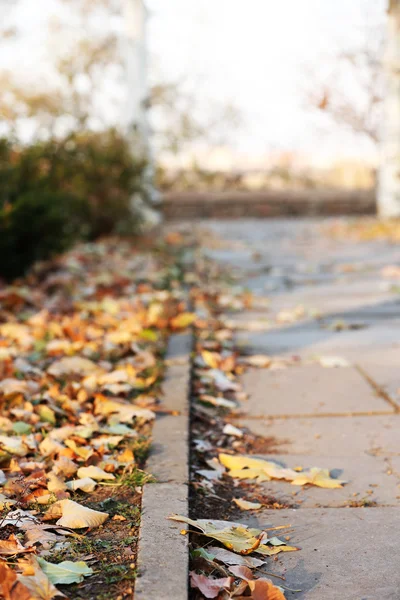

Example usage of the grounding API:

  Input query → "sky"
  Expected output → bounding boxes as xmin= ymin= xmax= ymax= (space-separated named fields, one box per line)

xmin=1 ymin=0 xmax=387 ymax=167
xmin=148 ymin=0 xmax=386 ymax=166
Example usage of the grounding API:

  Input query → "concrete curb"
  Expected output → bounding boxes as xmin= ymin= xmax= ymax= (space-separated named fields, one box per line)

xmin=135 ymin=333 xmax=192 ymax=600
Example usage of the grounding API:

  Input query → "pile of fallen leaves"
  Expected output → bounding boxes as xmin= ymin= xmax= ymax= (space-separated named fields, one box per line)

xmin=0 ymin=235 xmax=195 ymax=599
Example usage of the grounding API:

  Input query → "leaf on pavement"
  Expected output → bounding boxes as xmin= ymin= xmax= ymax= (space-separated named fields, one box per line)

xmin=190 ymin=572 xmax=233 ymax=599
xmin=248 ymin=579 xmax=286 ymax=600
xmin=229 ymin=565 xmax=286 ymax=600
xmin=207 ymin=546 xmax=265 ymax=568
xmin=169 ymin=516 xmax=298 ymax=556
xmin=233 ymin=499 xmax=262 ymax=511
xmin=219 ymin=453 xmax=346 ymax=489
xmin=318 ymin=356 xmax=350 ymax=368
xmin=290 ymin=467 xmax=346 ymax=489
xmin=243 ymin=355 xmax=272 ymax=368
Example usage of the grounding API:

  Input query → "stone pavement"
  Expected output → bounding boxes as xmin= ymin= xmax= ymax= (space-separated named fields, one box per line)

xmin=198 ymin=219 xmax=400 ymax=599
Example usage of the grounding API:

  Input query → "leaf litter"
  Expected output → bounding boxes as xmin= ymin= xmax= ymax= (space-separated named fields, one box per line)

xmin=0 ymin=233 xmax=197 ymax=599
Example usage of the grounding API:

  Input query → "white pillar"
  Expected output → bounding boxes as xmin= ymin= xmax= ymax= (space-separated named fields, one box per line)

xmin=378 ymin=0 xmax=400 ymax=217
xmin=122 ymin=0 xmax=161 ymax=227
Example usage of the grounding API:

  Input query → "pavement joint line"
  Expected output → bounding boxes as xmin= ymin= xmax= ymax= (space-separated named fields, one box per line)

xmin=355 ymin=363 xmax=400 ymax=413
xmin=135 ymin=332 xmax=192 ymax=600
xmin=230 ymin=410 xmax=396 ymax=420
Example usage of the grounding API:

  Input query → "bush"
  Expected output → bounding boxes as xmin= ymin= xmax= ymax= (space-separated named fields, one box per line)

xmin=0 ymin=130 xmax=147 ymax=279
xmin=0 ymin=190 xmax=89 ymax=280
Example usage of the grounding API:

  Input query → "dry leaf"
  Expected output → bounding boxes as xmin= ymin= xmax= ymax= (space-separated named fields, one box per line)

xmin=65 ymin=478 xmax=97 ymax=493
xmin=0 ymin=534 xmax=35 ymax=556
xmin=220 ymin=453 xmax=346 ymax=489
xmin=169 ymin=516 xmax=297 ymax=557
xmin=37 ymin=557 xmax=93 ymax=585
xmin=17 ymin=558 xmax=65 ymax=599
xmin=52 ymin=500 xmax=108 ymax=529
xmin=190 ymin=572 xmax=233 ymax=599
xmin=222 ymin=424 xmax=243 ymax=438
xmin=170 ymin=312 xmax=196 ymax=330
xmin=248 ymin=579 xmax=286 ymax=600
xmin=47 ymin=357 xmax=99 ymax=378
xmin=76 ymin=466 xmax=115 ymax=481
xmin=318 ymin=356 xmax=350 ymax=368
xmin=207 ymin=547 xmax=265 ymax=568
xmin=243 ymin=355 xmax=272 ymax=368
xmin=233 ymin=499 xmax=262 ymax=511
xmin=0 ymin=561 xmax=34 ymax=600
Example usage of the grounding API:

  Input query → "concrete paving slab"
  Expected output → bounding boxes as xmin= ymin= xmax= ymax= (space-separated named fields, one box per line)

xmin=238 ymin=454 xmax=400 ymax=508
xmin=237 ymin=414 xmax=400 ymax=457
xmin=236 ymin=322 xmax=400 ymax=356
xmin=239 ymin=365 xmax=393 ymax=417
xmin=241 ymin=507 xmax=400 ymax=600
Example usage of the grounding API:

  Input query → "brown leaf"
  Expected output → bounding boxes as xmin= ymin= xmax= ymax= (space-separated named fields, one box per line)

xmin=248 ymin=579 xmax=286 ymax=600
xmin=0 ymin=561 xmax=33 ymax=600
xmin=17 ymin=557 xmax=65 ymax=599
xmin=0 ymin=534 xmax=35 ymax=556
xmin=190 ymin=572 xmax=233 ymax=599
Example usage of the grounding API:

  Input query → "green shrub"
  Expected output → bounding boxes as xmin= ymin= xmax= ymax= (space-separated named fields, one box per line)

xmin=0 ymin=130 xmax=147 ymax=279
xmin=0 ymin=190 xmax=89 ymax=280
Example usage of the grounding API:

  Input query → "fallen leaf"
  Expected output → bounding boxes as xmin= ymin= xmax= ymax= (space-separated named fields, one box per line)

xmin=243 ymin=355 xmax=272 ymax=368
xmin=52 ymin=500 xmax=108 ymax=529
xmin=222 ymin=424 xmax=243 ymax=438
xmin=200 ymin=395 xmax=237 ymax=410
xmin=207 ymin=546 xmax=265 ymax=568
xmin=0 ymin=534 xmax=35 ymax=555
xmin=318 ymin=356 xmax=350 ymax=368
xmin=37 ymin=557 xmax=93 ymax=585
xmin=47 ymin=357 xmax=99 ymax=378
xmin=220 ymin=453 xmax=346 ymax=489
xmin=190 ymin=572 xmax=233 ymax=599
xmin=169 ymin=516 xmax=297 ymax=557
xmin=76 ymin=466 xmax=115 ymax=481
xmin=248 ymin=579 xmax=286 ymax=600
xmin=0 ymin=561 xmax=34 ymax=600
xmin=65 ymin=478 xmax=97 ymax=493
xmin=204 ymin=369 xmax=240 ymax=392
xmin=233 ymin=499 xmax=262 ymax=511
xmin=17 ymin=557 xmax=65 ymax=599
xmin=170 ymin=312 xmax=196 ymax=330
xmin=290 ymin=467 xmax=346 ymax=489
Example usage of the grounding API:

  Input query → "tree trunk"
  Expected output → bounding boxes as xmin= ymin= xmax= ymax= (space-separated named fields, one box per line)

xmin=378 ymin=0 xmax=400 ymax=217
xmin=122 ymin=0 xmax=161 ymax=229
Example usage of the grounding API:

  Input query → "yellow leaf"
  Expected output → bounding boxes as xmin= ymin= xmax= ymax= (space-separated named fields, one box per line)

xmin=170 ymin=312 xmax=196 ymax=330
xmin=290 ymin=467 xmax=346 ymax=489
xmin=201 ymin=350 xmax=220 ymax=369
xmin=233 ymin=499 xmax=262 ymax=511
xmin=220 ymin=454 xmax=346 ymax=488
xmin=77 ymin=466 xmax=115 ymax=481
xmin=53 ymin=500 xmax=108 ymax=529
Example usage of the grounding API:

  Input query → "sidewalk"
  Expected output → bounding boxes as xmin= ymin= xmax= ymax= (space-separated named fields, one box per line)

xmin=189 ymin=218 xmax=400 ymax=599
